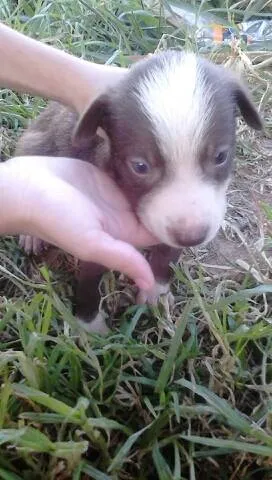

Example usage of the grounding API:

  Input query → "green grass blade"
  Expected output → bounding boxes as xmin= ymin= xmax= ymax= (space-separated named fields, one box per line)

xmin=0 ymin=469 xmax=24 ymax=480
xmin=19 ymin=412 xmax=69 ymax=423
xmin=181 ymin=435 xmax=272 ymax=457
xmin=85 ymin=418 xmax=131 ymax=435
xmin=12 ymin=384 xmax=81 ymax=419
xmin=156 ymin=300 xmax=193 ymax=393
xmin=152 ymin=441 xmax=173 ymax=480
xmin=121 ymin=305 xmax=148 ymax=338
xmin=0 ymin=427 xmax=88 ymax=457
xmin=177 ymin=379 xmax=252 ymax=433
xmin=173 ymin=441 xmax=181 ymax=480
xmin=214 ymin=284 xmax=272 ymax=309
xmin=0 ymin=430 xmax=26 ymax=447
xmin=81 ymin=463 xmax=113 ymax=480
xmin=108 ymin=424 xmax=151 ymax=473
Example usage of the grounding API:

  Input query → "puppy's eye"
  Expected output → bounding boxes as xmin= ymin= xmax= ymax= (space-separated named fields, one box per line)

xmin=215 ymin=151 xmax=228 ymax=166
xmin=129 ymin=159 xmax=151 ymax=175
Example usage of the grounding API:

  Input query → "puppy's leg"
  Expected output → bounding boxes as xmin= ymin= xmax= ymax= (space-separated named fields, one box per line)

xmin=19 ymin=235 xmax=49 ymax=256
xmin=75 ymin=261 xmax=109 ymax=335
xmin=137 ymin=245 xmax=181 ymax=306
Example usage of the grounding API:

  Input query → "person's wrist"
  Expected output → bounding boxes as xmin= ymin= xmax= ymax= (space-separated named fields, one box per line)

xmin=71 ymin=59 xmax=127 ymax=113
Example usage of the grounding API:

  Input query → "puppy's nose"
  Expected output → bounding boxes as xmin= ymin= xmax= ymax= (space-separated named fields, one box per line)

xmin=168 ymin=225 xmax=209 ymax=247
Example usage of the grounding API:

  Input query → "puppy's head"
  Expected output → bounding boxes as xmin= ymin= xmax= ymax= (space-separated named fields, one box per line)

xmin=73 ymin=51 xmax=262 ymax=248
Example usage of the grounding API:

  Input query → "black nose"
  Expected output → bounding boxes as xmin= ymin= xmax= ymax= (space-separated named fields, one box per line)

xmin=167 ymin=225 xmax=209 ymax=247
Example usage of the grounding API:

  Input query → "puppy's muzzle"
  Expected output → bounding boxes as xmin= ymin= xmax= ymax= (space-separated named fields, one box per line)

xmin=167 ymin=224 xmax=209 ymax=247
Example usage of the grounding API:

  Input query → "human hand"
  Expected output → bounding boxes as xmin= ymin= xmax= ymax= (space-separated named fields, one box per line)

xmin=73 ymin=60 xmax=127 ymax=113
xmin=0 ymin=156 xmax=158 ymax=290
xmin=0 ymin=23 xmax=127 ymax=114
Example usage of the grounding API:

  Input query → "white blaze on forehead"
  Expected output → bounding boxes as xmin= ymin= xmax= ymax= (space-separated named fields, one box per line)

xmin=133 ymin=52 xmax=228 ymax=247
xmin=135 ymin=52 xmax=214 ymax=166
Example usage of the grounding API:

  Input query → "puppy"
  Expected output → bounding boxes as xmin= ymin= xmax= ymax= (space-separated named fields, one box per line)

xmin=15 ymin=50 xmax=262 ymax=334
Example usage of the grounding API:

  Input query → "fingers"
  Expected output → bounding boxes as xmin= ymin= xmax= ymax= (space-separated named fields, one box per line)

xmin=83 ymin=230 xmax=155 ymax=290
xmin=10 ymin=156 xmax=158 ymax=248
xmin=23 ymin=173 xmax=154 ymax=289
xmin=2 ymin=157 xmax=155 ymax=289
xmin=104 ymin=212 xmax=158 ymax=248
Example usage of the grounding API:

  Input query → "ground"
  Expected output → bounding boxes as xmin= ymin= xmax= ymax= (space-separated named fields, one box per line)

xmin=0 ymin=1 xmax=272 ymax=479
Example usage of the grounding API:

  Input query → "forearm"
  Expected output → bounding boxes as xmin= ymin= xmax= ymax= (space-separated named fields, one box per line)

xmin=0 ymin=23 xmax=124 ymax=113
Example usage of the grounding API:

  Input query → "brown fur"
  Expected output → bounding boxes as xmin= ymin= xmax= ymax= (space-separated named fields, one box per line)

xmin=16 ymin=102 xmax=108 ymax=165
xmin=16 ymin=100 xmax=181 ymax=326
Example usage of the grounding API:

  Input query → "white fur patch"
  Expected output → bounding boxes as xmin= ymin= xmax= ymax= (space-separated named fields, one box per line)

xmin=135 ymin=52 xmax=228 ymax=246
xmin=136 ymin=52 xmax=213 ymax=167
xmin=77 ymin=312 xmax=110 ymax=335
xmin=138 ymin=179 xmax=228 ymax=247
xmin=137 ymin=281 xmax=174 ymax=306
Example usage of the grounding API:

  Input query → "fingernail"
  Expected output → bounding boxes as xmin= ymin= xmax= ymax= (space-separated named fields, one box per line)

xmin=136 ymin=278 xmax=153 ymax=290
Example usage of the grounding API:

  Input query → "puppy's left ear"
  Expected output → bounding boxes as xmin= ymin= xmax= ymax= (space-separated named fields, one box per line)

xmin=72 ymin=94 xmax=112 ymax=148
xmin=231 ymin=80 xmax=263 ymax=130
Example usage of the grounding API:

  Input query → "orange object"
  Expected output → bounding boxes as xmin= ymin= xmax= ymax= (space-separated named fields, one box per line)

xmin=212 ymin=24 xmax=224 ymax=43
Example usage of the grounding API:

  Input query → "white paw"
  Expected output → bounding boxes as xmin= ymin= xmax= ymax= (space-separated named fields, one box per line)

xmin=19 ymin=235 xmax=48 ymax=255
xmin=77 ymin=311 xmax=110 ymax=335
xmin=136 ymin=282 xmax=174 ymax=307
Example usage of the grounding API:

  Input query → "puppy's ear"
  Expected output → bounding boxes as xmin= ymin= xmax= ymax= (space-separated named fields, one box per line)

xmin=231 ymin=80 xmax=263 ymax=130
xmin=72 ymin=94 xmax=111 ymax=148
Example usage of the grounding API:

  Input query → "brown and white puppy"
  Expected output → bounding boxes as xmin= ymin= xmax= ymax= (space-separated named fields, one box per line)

xmin=16 ymin=50 xmax=262 ymax=334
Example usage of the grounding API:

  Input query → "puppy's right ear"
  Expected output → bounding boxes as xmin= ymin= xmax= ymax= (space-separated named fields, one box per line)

xmin=72 ymin=94 xmax=111 ymax=148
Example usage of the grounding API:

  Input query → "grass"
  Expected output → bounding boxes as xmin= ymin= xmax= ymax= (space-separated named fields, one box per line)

xmin=0 ymin=0 xmax=272 ymax=478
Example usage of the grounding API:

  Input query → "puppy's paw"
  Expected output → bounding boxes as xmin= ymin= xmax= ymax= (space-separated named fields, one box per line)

xmin=136 ymin=282 xmax=174 ymax=307
xmin=77 ymin=311 xmax=110 ymax=335
xmin=19 ymin=235 xmax=48 ymax=256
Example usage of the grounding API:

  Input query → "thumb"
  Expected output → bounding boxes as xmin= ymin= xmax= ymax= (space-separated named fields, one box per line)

xmin=84 ymin=231 xmax=154 ymax=291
